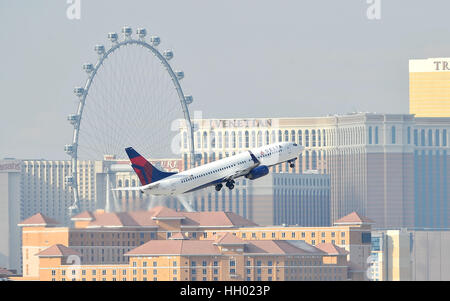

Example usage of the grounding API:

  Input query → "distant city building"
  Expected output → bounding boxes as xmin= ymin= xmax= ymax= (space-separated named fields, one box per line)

xmin=16 ymin=207 xmax=373 ymax=281
xmin=179 ymin=115 xmax=450 ymax=228
xmin=0 ymin=159 xmax=21 ymax=272
xmin=370 ymin=228 xmax=450 ymax=281
xmin=410 ymin=58 xmax=450 ymax=117
xmin=0 ymin=158 xmax=181 ymax=272
xmin=168 ymin=172 xmax=330 ymax=227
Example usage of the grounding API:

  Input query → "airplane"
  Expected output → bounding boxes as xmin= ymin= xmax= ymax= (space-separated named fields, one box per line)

xmin=113 ymin=142 xmax=304 ymax=196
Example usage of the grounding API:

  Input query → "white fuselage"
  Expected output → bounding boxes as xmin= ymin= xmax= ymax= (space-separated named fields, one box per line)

xmin=143 ymin=142 xmax=303 ymax=196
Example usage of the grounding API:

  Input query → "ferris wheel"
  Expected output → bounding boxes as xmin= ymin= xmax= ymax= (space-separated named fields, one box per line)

xmin=64 ymin=26 xmax=195 ymax=214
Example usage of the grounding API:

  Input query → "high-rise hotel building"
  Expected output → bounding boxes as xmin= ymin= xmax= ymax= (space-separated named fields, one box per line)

xmin=410 ymin=58 xmax=450 ymax=117
xmin=179 ymin=114 xmax=450 ymax=229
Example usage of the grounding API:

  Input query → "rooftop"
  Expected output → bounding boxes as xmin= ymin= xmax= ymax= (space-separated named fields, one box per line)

xmin=18 ymin=213 xmax=60 ymax=227
xmin=36 ymin=244 xmax=81 ymax=258
xmin=125 ymin=238 xmax=329 ymax=257
xmin=334 ymin=212 xmax=375 ymax=225
xmin=71 ymin=206 xmax=258 ymax=229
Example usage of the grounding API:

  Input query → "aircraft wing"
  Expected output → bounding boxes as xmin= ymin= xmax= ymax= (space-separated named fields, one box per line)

xmin=225 ymin=150 xmax=261 ymax=181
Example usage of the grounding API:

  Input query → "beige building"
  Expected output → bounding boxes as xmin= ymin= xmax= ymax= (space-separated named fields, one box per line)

xmin=370 ymin=229 xmax=450 ymax=281
xmin=16 ymin=207 xmax=373 ymax=281
xmin=410 ymin=58 xmax=450 ymax=117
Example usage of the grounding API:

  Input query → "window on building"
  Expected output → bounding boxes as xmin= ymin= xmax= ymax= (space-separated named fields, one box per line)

xmin=375 ymin=126 xmax=379 ymax=144
xmin=391 ymin=126 xmax=396 ymax=144
xmin=428 ymin=129 xmax=433 ymax=146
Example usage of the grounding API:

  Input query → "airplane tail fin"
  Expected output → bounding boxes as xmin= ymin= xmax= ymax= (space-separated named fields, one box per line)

xmin=125 ymin=147 xmax=176 ymax=186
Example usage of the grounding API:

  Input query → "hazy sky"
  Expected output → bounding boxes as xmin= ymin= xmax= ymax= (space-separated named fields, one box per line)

xmin=1 ymin=0 xmax=450 ymax=159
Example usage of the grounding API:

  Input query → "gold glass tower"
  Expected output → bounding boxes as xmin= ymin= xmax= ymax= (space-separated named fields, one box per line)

xmin=409 ymin=58 xmax=450 ymax=117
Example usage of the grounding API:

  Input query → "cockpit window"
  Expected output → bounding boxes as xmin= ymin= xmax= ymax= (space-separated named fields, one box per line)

xmin=293 ymin=143 xmax=298 ymax=146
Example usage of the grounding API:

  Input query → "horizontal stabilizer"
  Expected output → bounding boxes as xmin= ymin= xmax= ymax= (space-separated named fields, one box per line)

xmin=112 ymin=182 xmax=159 ymax=192
xmin=111 ymin=187 xmax=143 ymax=191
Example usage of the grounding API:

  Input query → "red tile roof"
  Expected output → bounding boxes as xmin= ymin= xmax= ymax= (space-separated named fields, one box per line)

xmin=214 ymin=233 xmax=247 ymax=245
xmin=246 ymin=240 xmax=323 ymax=255
xmin=36 ymin=244 xmax=81 ymax=257
xmin=71 ymin=211 xmax=94 ymax=221
xmin=149 ymin=206 xmax=184 ymax=219
xmin=70 ymin=207 xmax=257 ymax=228
xmin=181 ymin=211 xmax=258 ymax=228
xmin=18 ymin=213 xmax=60 ymax=227
xmin=334 ymin=212 xmax=375 ymax=225
xmin=126 ymin=239 xmax=325 ymax=257
xmin=315 ymin=243 xmax=349 ymax=255
xmin=125 ymin=240 xmax=221 ymax=256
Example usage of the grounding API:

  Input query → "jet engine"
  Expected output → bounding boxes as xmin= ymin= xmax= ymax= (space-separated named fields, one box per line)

xmin=245 ymin=165 xmax=269 ymax=180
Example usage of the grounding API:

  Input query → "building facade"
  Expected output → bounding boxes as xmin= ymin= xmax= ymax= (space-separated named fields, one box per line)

xmin=16 ymin=207 xmax=372 ymax=281
xmin=32 ymin=237 xmax=349 ymax=282
xmin=370 ymin=228 xmax=450 ymax=281
xmin=410 ymin=58 xmax=450 ymax=117
xmin=167 ymin=172 xmax=330 ymax=227
xmin=179 ymin=115 xmax=450 ymax=228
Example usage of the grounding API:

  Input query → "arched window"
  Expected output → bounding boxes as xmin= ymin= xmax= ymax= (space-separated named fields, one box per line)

xmin=218 ymin=132 xmax=222 ymax=148
xmin=435 ymin=129 xmax=440 ymax=146
xmin=322 ymin=129 xmax=326 ymax=146
xmin=203 ymin=131 xmax=208 ymax=148
xmin=210 ymin=131 xmax=216 ymax=148
xmin=224 ymin=131 xmax=229 ymax=148
xmin=238 ymin=131 xmax=243 ymax=148
xmin=312 ymin=130 xmax=316 ymax=147
xmin=257 ymin=131 xmax=262 ymax=147
xmin=428 ymin=129 xmax=432 ymax=146
xmin=245 ymin=131 xmax=249 ymax=148
xmin=414 ymin=129 xmax=418 ymax=146
xmin=252 ymin=131 xmax=256 ymax=147
xmin=443 ymin=129 xmax=447 ymax=146
xmin=298 ymin=130 xmax=302 ymax=146
xmin=278 ymin=130 xmax=282 ymax=142
xmin=265 ymin=130 xmax=270 ymax=145
xmin=231 ymin=131 xmax=236 ymax=148
xmin=291 ymin=130 xmax=296 ymax=142
xmin=375 ymin=127 xmax=379 ymax=144
xmin=305 ymin=130 xmax=310 ymax=147
xmin=421 ymin=129 xmax=425 ymax=146
xmin=305 ymin=151 xmax=310 ymax=170
xmin=284 ymin=130 xmax=289 ymax=142
xmin=312 ymin=151 xmax=317 ymax=170
xmin=317 ymin=130 xmax=321 ymax=146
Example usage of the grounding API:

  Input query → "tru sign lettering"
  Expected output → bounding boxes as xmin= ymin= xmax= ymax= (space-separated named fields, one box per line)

xmin=433 ymin=61 xmax=450 ymax=71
